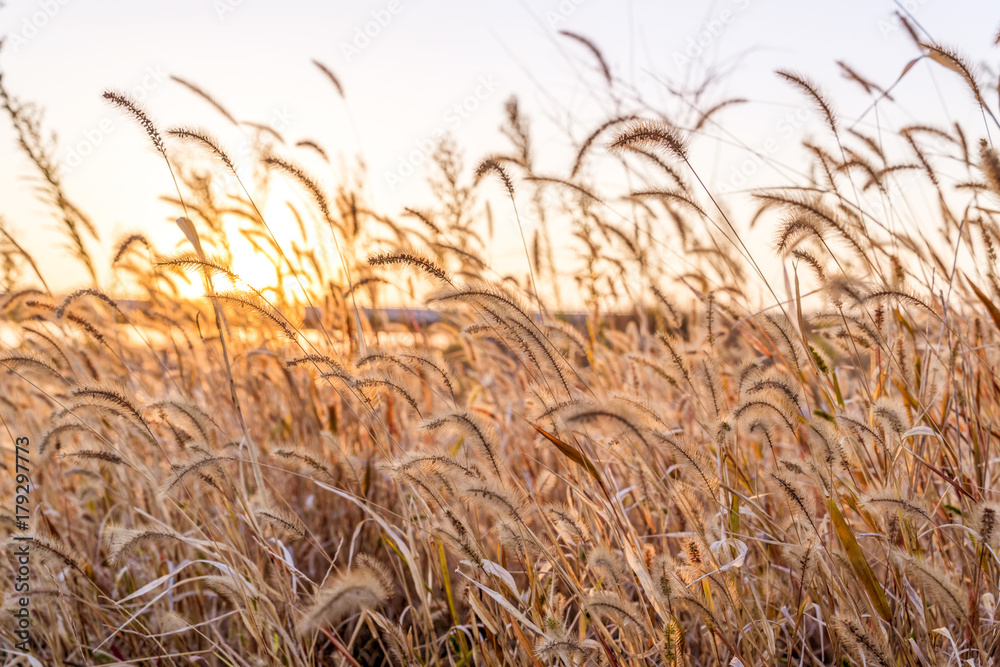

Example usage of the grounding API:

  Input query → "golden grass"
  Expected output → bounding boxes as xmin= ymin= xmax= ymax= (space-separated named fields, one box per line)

xmin=1 ymin=26 xmax=1000 ymax=667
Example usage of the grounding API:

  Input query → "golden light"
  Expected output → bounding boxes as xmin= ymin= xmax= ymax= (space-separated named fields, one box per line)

xmin=227 ymin=233 xmax=279 ymax=292
xmin=170 ymin=178 xmax=320 ymax=302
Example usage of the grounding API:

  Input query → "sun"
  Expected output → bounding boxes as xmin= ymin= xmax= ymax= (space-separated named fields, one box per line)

xmin=168 ymin=224 xmax=309 ymax=304
xmin=225 ymin=185 xmax=317 ymax=302
xmin=227 ymin=234 xmax=279 ymax=293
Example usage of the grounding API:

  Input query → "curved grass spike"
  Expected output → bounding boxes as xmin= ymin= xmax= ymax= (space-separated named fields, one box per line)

xmin=475 ymin=155 xmax=543 ymax=318
xmin=111 ymin=233 xmax=151 ymax=266
xmin=558 ymin=31 xmax=612 ymax=88
xmin=170 ymin=127 xmax=311 ymax=285
xmin=170 ymin=76 xmax=239 ymax=125
xmin=0 ymin=221 xmax=51 ymax=293
xmin=395 ymin=349 xmax=457 ymax=403
xmin=0 ymin=74 xmax=98 ymax=283
xmin=265 ymin=155 xmax=367 ymax=354
xmin=423 ymin=410 xmax=502 ymax=478
xmin=775 ymin=70 xmax=838 ymax=136
xmin=429 ymin=279 xmax=591 ymax=398
xmin=163 ymin=127 xmax=396 ymax=458
xmin=62 ymin=449 xmax=126 ymax=467
xmin=367 ymin=249 xmax=453 ymax=285
xmin=211 ymin=291 xmax=297 ymax=340
xmin=834 ymin=616 xmax=893 ymax=667
xmin=612 ymin=117 xmax=795 ymax=322
xmin=5 ymin=27 xmax=1000 ymax=665
xmin=354 ymin=374 xmax=422 ymax=417
xmin=921 ymin=43 xmax=999 ymax=131
xmin=571 ymin=115 xmax=637 ymax=178
xmin=0 ymin=353 xmax=67 ymax=384
xmin=104 ymin=88 xmax=272 ymax=502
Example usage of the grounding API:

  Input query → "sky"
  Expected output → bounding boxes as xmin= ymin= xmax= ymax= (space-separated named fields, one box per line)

xmin=0 ymin=0 xmax=997 ymax=301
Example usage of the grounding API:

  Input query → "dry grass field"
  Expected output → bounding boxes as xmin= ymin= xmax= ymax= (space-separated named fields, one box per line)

xmin=2 ymin=18 xmax=1000 ymax=667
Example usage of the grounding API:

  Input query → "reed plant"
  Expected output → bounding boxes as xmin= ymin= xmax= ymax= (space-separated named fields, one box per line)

xmin=2 ymin=20 xmax=1000 ymax=667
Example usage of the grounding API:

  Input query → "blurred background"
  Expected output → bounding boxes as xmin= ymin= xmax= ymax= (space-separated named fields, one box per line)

xmin=0 ymin=0 xmax=996 ymax=297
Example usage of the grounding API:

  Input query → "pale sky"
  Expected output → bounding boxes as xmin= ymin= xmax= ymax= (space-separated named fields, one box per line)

xmin=0 ymin=0 xmax=997 ymax=298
